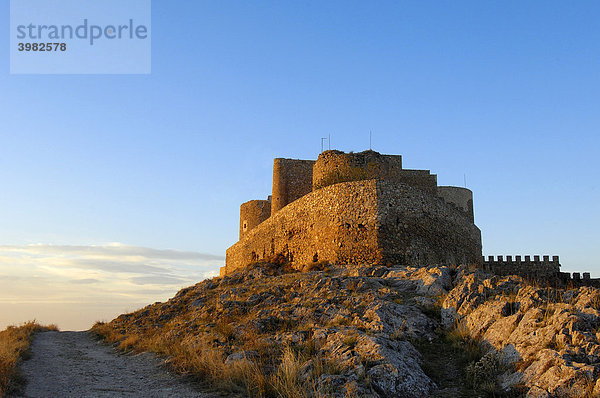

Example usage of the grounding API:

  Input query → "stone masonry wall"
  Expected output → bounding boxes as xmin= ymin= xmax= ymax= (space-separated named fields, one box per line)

xmin=271 ymin=158 xmax=315 ymax=216
xmin=239 ymin=199 xmax=271 ymax=239
xmin=224 ymin=180 xmax=382 ymax=276
xmin=437 ymin=186 xmax=474 ymax=222
xmin=396 ymin=169 xmax=438 ymax=196
xmin=312 ymin=150 xmax=403 ymax=190
xmin=377 ymin=181 xmax=482 ymax=266
xmin=312 ymin=150 xmax=437 ymax=195
xmin=223 ymin=179 xmax=482 ymax=276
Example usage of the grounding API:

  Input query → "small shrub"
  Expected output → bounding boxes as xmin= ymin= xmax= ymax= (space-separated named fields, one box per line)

xmin=327 ymin=316 xmax=353 ymax=327
xmin=390 ymin=326 xmax=405 ymax=341
xmin=303 ymin=261 xmax=330 ymax=273
xmin=297 ymin=337 xmax=320 ymax=357
xmin=447 ymin=320 xmax=482 ymax=362
xmin=342 ymin=333 xmax=358 ymax=349
xmin=447 ymin=320 xmax=471 ymax=342
xmin=312 ymin=355 xmax=343 ymax=377
xmin=466 ymin=351 xmax=501 ymax=388
xmin=264 ymin=254 xmax=289 ymax=266
xmin=214 ymin=321 xmax=236 ymax=341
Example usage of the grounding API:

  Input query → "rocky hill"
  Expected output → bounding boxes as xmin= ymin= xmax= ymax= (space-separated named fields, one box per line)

xmin=93 ymin=262 xmax=600 ymax=397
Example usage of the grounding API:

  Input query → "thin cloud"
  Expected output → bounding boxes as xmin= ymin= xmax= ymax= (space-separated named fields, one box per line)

xmin=130 ymin=275 xmax=188 ymax=285
xmin=69 ymin=278 xmax=100 ymax=284
xmin=66 ymin=258 xmax=171 ymax=274
xmin=0 ymin=243 xmax=224 ymax=261
xmin=0 ymin=243 xmax=222 ymax=330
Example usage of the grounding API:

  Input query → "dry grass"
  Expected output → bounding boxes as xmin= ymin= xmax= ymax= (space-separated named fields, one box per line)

xmin=545 ymin=334 xmax=567 ymax=352
xmin=92 ymin=322 xmax=261 ymax=394
xmin=341 ymin=332 xmax=359 ymax=349
xmin=445 ymin=320 xmax=483 ymax=364
xmin=168 ymin=340 xmax=261 ymax=394
xmin=578 ymin=374 xmax=597 ymax=398
xmin=0 ymin=321 xmax=58 ymax=396
xmin=271 ymin=346 xmax=311 ymax=398
xmin=93 ymin=319 xmax=337 ymax=398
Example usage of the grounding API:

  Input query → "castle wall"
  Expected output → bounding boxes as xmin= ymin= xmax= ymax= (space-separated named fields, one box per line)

xmin=224 ymin=180 xmax=383 ymax=276
xmin=239 ymin=199 xmax=271 ymax=239
xmin=395 ymin=170 xmax=438 ymax=196
xmin=377 ymin=181 xmax=482 ymax=266
xmin=437 ymin=186 xmax=474 ymax=222
xmin=223 ymin=179 xmax=482 ymax=276
xmin=482 ymin=255 xmax=560 ymax=280
xmin=557 ymin=271 xmax=600 ymax=288
xmin=271 ymin=158 xmax=315 ymax=216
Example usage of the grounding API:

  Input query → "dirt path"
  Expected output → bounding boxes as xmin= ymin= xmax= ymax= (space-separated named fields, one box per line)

xmin=17 ymin=331 xmax=212 ymax=398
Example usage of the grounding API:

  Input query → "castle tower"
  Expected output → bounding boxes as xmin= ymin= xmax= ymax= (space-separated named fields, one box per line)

xmin=437 ymin=186 xmax=474 ymax=222
xmin=312 ymin=150 xmax=437 ymax=195
xmin=271 ymin=158 xmax=315 ymax=216
xmin=239 ymin=199 xmax=271 ymax=239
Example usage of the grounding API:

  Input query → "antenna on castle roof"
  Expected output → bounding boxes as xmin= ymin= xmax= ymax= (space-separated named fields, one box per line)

xmin=464 ymin=174 xmax=467 ymax=188
xmin=369 ymin=131 xmax=372 ymax=150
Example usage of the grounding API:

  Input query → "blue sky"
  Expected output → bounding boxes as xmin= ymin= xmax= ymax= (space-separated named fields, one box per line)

xmin=1 ymin=1 xmax=599 ymax=329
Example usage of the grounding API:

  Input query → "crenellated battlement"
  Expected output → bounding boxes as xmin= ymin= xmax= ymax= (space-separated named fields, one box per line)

xmin=556 ymin=271 xmax=600 ymax=287
xmin=483 ymin=255 xmax=560 ymax=266
xmin=482 ymin=255 xmax=560 ymax=280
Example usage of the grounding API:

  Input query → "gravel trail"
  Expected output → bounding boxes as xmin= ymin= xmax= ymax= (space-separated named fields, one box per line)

xmin=18 ymin=331 xmax=212 ymax=398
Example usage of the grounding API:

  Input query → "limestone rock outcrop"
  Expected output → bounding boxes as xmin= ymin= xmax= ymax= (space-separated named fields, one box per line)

xmin=444 ymin=268 xmax=600 ymax=397
xmin=95 ymin=263 xmax=600 ymax=397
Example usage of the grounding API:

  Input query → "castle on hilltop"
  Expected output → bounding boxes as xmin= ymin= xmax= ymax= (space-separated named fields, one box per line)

xmin=222 ymin=150 xmax=484 ymax=276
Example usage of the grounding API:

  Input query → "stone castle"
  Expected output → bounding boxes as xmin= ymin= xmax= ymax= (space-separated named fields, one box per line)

xmin=222 ymin=150 xmax=482 ymax=276
xmin=222 ymin=150 xmax=592 ymax=284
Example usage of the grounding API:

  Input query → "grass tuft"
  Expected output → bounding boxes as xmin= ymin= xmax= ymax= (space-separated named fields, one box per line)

xmin=272 ymin=346 xmax=311 ymax=398
xmin=0 ymin=321 xmax=58 ymax=396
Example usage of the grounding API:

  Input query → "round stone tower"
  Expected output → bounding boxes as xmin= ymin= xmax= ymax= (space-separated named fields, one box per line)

xmin=437 ymin=186 xmax=474 ymax=222
xmin=312 ymin=150 xmax=404 ymax=190
xmin=239 ymin=199 xmax=271 ymax=240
